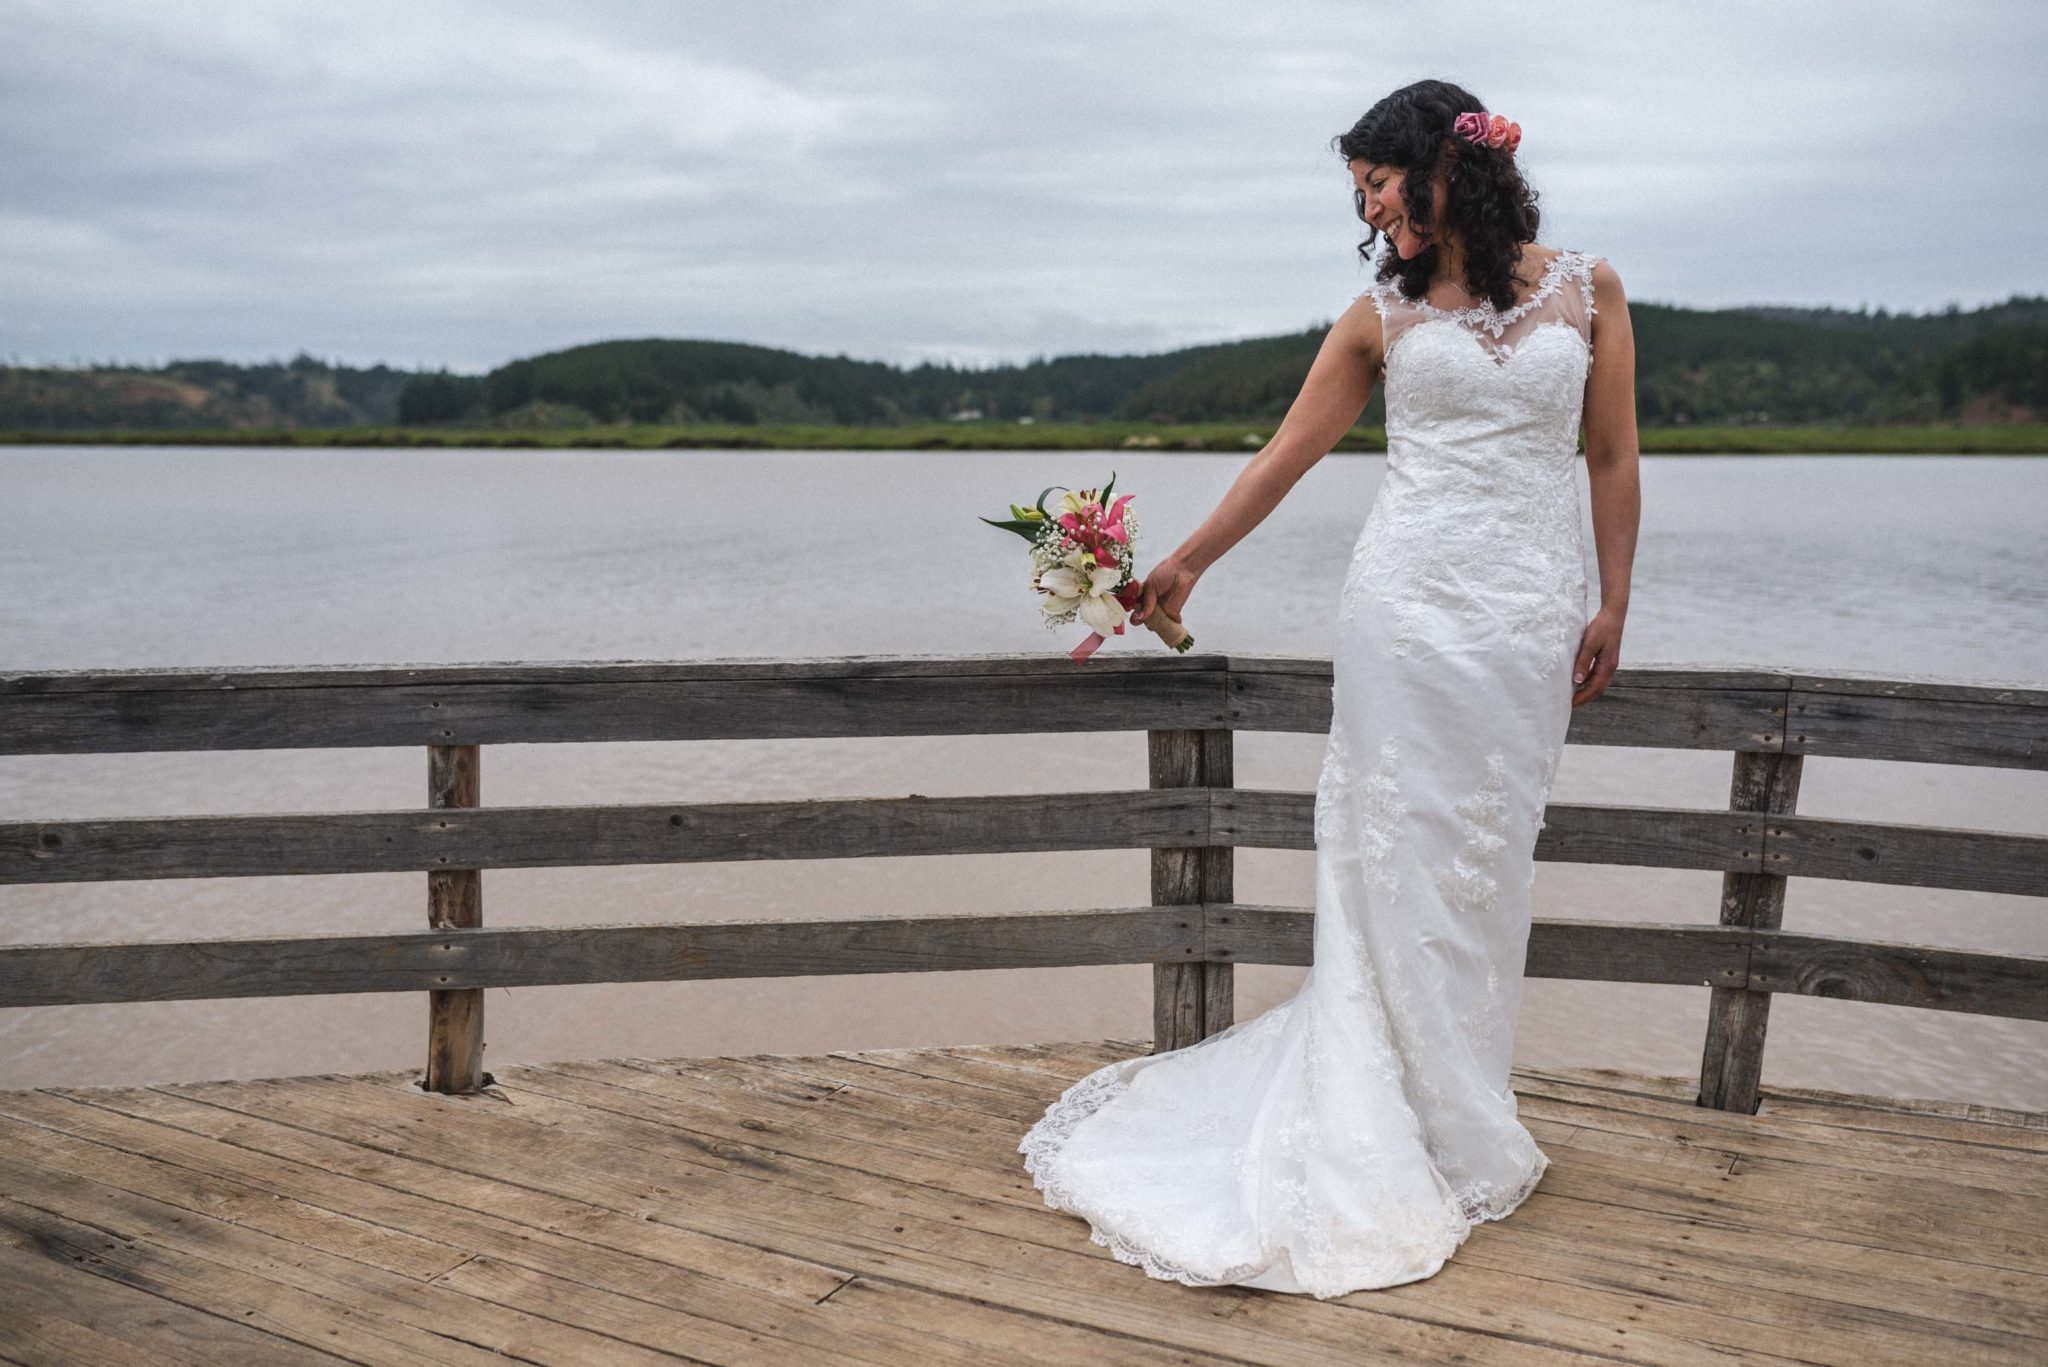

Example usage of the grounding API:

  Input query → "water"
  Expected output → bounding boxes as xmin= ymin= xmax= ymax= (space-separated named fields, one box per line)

xmin=2 ymin=446 xmax=2044 ymax=1109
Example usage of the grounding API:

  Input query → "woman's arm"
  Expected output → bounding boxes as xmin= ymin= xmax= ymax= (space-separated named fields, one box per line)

xmin=1571 ymin=258 xmax=1642 ymax=707
xmin=1133 ymin=295 xmax=1382 ymax=626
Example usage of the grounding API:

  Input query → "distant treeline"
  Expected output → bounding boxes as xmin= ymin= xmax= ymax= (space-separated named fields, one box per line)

xmin=6 ymin=296 xmax=2045 ymax=433
xmin=0 ymin=354 xmax=413 ymax=432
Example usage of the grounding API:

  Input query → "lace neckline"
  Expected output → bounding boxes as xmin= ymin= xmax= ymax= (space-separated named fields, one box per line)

xmin=1381 ymin=249 xmax=1579 ymax=339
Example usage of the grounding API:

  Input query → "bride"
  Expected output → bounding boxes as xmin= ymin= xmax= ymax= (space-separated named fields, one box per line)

xmin=1018 ymin=79 xmax=1641 ymax=1298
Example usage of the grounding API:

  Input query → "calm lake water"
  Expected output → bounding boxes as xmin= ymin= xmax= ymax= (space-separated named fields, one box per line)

xmin=2 ymin=446 xmax=2045 ymax=1108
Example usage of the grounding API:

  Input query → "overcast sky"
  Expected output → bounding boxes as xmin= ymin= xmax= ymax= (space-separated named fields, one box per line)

xmin=5 ymin=1 xmax=2043 ymax=372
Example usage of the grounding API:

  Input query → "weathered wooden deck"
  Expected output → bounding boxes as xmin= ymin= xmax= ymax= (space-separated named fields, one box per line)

xmin=2 ymin=1042 xmax=2044 ymax=1366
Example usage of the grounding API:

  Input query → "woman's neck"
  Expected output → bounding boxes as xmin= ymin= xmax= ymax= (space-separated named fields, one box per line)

xmin=1436 ymin=234 xmax=1469 ymax=286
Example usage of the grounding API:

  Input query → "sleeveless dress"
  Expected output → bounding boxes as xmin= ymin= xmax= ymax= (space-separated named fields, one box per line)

xmin=1018 ymin=248 xmax=1602 ymax=1298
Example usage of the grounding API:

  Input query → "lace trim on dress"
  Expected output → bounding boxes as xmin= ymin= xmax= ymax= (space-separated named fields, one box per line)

xmin=1367 ymin=249 xmax=1588 ymax=338
xmin=1020 ymin=1060 xmax=1551 ymax=1295
xmin=1019 ymin=1064 xmax=1277 ymax=1291
xmin=1456 ymin=1143 xmax=1550 ymax=1224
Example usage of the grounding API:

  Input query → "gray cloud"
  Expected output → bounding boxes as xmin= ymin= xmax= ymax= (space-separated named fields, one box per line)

xmin=4 ymin=0 xmax=2042 ymax=371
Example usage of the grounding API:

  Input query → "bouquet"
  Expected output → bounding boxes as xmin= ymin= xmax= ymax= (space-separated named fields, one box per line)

xmin=981 ymin=472 xmax=1194 ymax=663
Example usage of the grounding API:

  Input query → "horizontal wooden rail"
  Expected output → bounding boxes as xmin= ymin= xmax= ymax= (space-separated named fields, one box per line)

xmin=1220 ymin=797 xmax=2048 ymax=895
xmin=5 ymin=655 xmax=2041 ymax=766
xmin=8 ymin=790 xmax=2041 ymax=895
xmin=1209 ymin=908 xmax=2048 ymax=1020
xmin=5 ymin=906 xmax=2040 ymax=1021
xmin=0 ymin=908 xmax=1205 ymax=1007
xmin=0 ymin=791 xmax=1211 ymax=883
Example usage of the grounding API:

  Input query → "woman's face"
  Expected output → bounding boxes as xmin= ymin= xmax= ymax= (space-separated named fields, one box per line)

xmin=1350 ymin=159 xmax=1442 ymax=259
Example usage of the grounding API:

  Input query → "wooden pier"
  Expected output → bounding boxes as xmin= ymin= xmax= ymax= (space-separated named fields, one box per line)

xmin=2 ymin=653 xmax=2044 ymax=1363
xmin=5 ymin=1042 xmax=2046 ymax=1364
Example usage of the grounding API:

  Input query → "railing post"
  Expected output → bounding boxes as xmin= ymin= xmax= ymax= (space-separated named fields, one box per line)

xmin=1198 ymin=728 xmax=1234 ymax=1036
xmin=425 ymin=743 xmax=485 ymax=1093
xmin=1148 ymin=727 xmax=1233 ymax=1053
xmin=1698 ymin=749 xmax=1803 ymax=1112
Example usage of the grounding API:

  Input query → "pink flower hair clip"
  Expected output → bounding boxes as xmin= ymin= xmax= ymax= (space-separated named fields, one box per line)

xmin=1453 ymin=110 xmax=1522 ymax=156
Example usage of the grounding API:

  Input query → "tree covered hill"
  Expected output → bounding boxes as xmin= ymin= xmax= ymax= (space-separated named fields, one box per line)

xmin=5 ymin=295 xmax=2043 ymax=433
xmin=0 ymin=354 xmax=412 ymax=431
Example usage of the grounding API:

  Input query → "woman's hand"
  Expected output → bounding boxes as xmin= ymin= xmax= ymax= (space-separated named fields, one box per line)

xmin=1132 ymin=555 xmax=1200 ymax=631
xmin=1570 ymin=606 xmax=1625 ymax=707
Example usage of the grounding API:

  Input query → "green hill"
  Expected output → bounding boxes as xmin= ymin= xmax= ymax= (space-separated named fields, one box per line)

xmin=4 ymin=295 xmax=2043 ymax=433
xmin=0 ymin=354 xmax=411 ymax=431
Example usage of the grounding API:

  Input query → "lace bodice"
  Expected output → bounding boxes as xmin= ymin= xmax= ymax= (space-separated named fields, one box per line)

xmin=1365 ymin=247 xmax=1600 ymax=368
xmin=1339 ymin=248 xmax=1599 ymax=670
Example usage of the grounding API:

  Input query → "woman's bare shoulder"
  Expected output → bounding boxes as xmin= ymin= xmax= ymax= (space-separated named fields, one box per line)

xmin=1333 ymin=287 xmax=1386 ymax=357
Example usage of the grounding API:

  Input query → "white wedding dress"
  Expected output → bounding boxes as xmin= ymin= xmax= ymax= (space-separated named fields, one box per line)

xmin=1020 ymin=247 xmax=1602 ymax=1298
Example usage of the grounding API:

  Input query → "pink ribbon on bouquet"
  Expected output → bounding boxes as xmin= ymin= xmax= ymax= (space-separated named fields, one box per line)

xmin=1068 ymin=576 xmax=1148 ymax=663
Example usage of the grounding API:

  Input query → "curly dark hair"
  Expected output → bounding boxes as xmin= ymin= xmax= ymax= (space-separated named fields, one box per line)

xmin=1331 ymin=79 xmax=1543 ymax=312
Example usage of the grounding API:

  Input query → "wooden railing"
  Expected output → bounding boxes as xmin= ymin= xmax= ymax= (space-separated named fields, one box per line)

xmin=2 ymin=653 xmax=2042 ymax=1113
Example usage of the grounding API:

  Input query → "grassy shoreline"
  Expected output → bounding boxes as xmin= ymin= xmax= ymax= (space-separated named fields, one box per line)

xmin=4 ymin=421 xmax=2046 ymax=454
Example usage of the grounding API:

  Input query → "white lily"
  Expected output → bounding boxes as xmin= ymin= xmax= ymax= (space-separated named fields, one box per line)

xmin=1037 ymin=548 xmax=1129 ymax=634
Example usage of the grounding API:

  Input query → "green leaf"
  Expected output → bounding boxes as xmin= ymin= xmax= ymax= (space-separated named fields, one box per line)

xmin=1100 ymin=470 xmax=1116 ymax=503
xmin=1035 ymin=484 xmax=1065 ymax=518
xmin=978 ymin=515 xmax=1044 ymax=543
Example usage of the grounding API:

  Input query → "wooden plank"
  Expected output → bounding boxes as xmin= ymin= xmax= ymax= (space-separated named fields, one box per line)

xmin=1786 ymin=671 xmax=2048 ymax=708
xmin=0 ymin=1084 xmax=853 ymax=1305
xmin=0 ymin=1308 xmax=221 ymax=1366
xmin=1215 ymin=793 xmax=1766 ymax=872
xmin=1 ymin=1108 xmax=1065 ymax=1367
xmin=18 ymin=789 xmax=2033 ymax=895
xmin=0 ymin=650 xmax=1233 ymax=694
xmin=0 ymin=659 xmax=1230 ymax=753
xmin=867 ymin=1048 xmax=1073 ymax=1095
xmin=0 ymin=908 xmax=1203 ymax=1008
xmin=1211 ymin=906 xmax=1753 ymax=987
xmin=1749 ymin=930 xmax=2048 ymax=1020
xmin=1520 ymin=1065 xmax=2048 ymax=1148
xmin=0 ymin=1239 xmax=340 ymax=1366
xmin=0 ymin=1191 xmax=551 ymax=1366
xmin=8 ymin=655 xmax=2037 ymax=766
xmin=745 ymin=1053 xmax=1050 ymax=1124
xmin=428 ymin=1253 xmax=1238 ymax=1367
xmin=1765 ymin=813 xmax=2048 ymax=895
xmin=0 ymin=1113 xmax=469 ymax=1279
xmin=1445 ymin=1179 xmax=2048 ymax=1356
xmin=1501 ymin=1085 xmax=2048 ymax=1268
xmin=1788 ymin=677 xmax=2048 ymax=769
xmin=1505 ymin=1075 xmax=2048 ymax=1197
xmin=1227 ymin=664 xmax=1791 ymax=751
xmin=0 ymin=788 xmax=1210 ymax=883
xmin=1753 ymin=1086 xmax=2048 ymax=1141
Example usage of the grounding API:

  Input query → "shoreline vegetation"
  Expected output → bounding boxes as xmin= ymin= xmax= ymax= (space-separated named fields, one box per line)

xmin=8 ymin=297 xmax=2046 ymax=447
xmin=5 ymin=421 xmax=2046 ymax=454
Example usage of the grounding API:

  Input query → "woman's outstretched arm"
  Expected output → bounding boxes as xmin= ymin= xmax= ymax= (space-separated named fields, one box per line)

xmin=1572 ymin=257 xmax=1641 ymax=706
xmin=1134 ymin=295 xmax=1383 ymax=626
